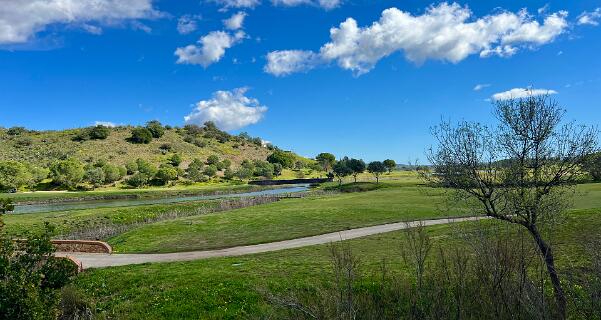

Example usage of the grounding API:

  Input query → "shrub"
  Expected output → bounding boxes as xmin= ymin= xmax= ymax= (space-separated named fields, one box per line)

xmin=102 ymin=164 xmax=123 ymax=183
xmin=50 ymin=158 xmax=85 ymax=190
xmin=126 ymin=172 xmax=149 ymax=188
xmin=169 ymin=154 xmax=182 ymax=167
xmin=267 ymin=150 xmax=296 ymax=168
xmin=6 ymin=126 xmax=27 ymax=135
xmin=84 ymin=167 xmax=105 ymax=187
xmin=88 ymin=125 xmax=110 ymax=140
xmin=136 ymin=159 xmax=157 ymax=176
xmin=145 ymin=120 xmax=165 ymax=139
xmin=223 ymin=168 xmax=235 ymax=180
xmin=0 ymin=160 xmax=32 ymax=190
xmin=186 ymin=159 xmax=205 ymax=182
xmin=235 ymin=167 xmax=253 ymax=180
xmin=206 ymin=155 xmax=220 ymax=165
xmin=129 ymin=128 xmax=153 ymax=144
xmin=125 ymin=161 xmax=138 ymax=175
xmin=154 ymin=165 xmax=178 ymax=185
xmin=14 ymin=136 xmax=33 ymax=147
xmin=0 ymin=219 xmax=78 ymax=320
xmin=203 ymin=165 xmax=218 ymax=178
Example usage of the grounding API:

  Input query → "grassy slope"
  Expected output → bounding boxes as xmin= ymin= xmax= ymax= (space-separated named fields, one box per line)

xmin=73 ymin=209 xmax=601 ymax=319
xmin=0 ymin=127 xmax=272 ymax=168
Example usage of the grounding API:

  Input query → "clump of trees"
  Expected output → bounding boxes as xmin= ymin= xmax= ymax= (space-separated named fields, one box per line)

xmin=267 ymin=150 xmax=296 ymax=169
xmin=0 ymin=161 xmax=48 ymax=191
xmin=128 ymin=127 xmax=153 ymax=144
xmin=426 ymin=94 xmax=598 ymax=318
xmin=584 ymin=152 xmax=601 ymax=181
xmin=50 ymin=158 xmax=85 ymax=190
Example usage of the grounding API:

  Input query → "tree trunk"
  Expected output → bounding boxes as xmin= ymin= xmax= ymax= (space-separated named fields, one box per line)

xmin=527 ymin=224 xmax=567 ymax=319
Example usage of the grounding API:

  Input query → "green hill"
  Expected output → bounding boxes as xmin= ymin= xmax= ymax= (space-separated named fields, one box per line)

xmin=0 ymin=125 xmax=273 ymax=168
xmin=0 ymin=123 xmax=316 ymax=192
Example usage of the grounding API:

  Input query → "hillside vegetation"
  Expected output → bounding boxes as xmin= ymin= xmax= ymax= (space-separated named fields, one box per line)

xmin=0 ymin=122 xmax=316 ymax=192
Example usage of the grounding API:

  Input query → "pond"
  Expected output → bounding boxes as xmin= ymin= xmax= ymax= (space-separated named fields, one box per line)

xmin=12 ymin=184 xmax=309 ymax=214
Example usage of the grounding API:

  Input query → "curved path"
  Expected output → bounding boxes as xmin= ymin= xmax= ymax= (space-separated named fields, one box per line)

xmin=59 ymin=216 xmax=485 ymax=269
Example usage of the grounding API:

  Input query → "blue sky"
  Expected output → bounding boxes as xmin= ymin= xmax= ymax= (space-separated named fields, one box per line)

xmin=1 ymin=0 xmax=600 ymax=162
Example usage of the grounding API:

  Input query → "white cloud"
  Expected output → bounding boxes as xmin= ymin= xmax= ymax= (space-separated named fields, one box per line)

xmin=473 ymin=83 xmax=491 ymax=91
xmin=175 ymin=30 xmax=245 ymax=67
xmin=184 ymin=88 xmax=267 ymax=131
xmin=491 ymin=88 xmax=558 ymax=100
xmin=264 ymin=50 xmax=321 ymax=76
xmin=0 ymin=0 xmax=161 ymax=44
xmin=317 ymin=0 xmax=341 ymax=10
xmin=265 ymin=3 xmax=569 ymax=76
xmin=212 ymin=0 xmax=260 ymax=11
xmin=177 ymin=15 xmax=201 ymax=34
xmin=94 ymin=121 xmax=117 ymax=127
xmin=223 ymin=12 xmax=247 ymax=30
xmin=577 ymin=8 xmax=601 ymax=26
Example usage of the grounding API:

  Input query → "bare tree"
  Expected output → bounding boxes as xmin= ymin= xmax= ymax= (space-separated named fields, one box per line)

xmin=425 ymin=94 xmax=598 ymax=318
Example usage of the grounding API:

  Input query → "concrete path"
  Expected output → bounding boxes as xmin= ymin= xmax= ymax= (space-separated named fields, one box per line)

xmin=58 ymin=216 xmax=485 ymax=269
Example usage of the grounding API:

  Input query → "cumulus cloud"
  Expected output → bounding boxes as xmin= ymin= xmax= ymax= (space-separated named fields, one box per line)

xmin=94 ymin=121 xmax=117 ymax=127
xmin=0 ymin=0 xmax=161 ymax=44
xmin=177 ymin=15 xmax=201 ymax=34
xmin=473 ymin=84 xmax=491 ymax=91
xmin=265 ymin=3 xmax=569 ymax=76
xmin=184 ymin=88 xmax=268 ymax=131
xmin=175 ymin=30 xmax=246 ymax=67
xmin=223 ymin=12 xmax=247 ymax=30
xmin=264 ymin=50 xmax=322 ymax=76
xmin=271 ymin=0 xmax=341 ymax=10
xmin=577 ymin=8 xmax=601 ymax=26
xmin=212 ymin=0 xmax=260 ymax=11
xmin=491 ymin=88 xmax=558 ymax=100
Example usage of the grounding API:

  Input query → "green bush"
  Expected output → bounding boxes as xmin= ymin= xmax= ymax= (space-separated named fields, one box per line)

xmin=154 ymin=165 xmax=178 ymax=185
xmin=169 ymin=154 xmax=182 ymax=167
xmin=88 ymin=125 xmax=110 ymax=140
xmin=0 ymin=161 xmax=32 ymax=190
xmin=49 ymin=158 xmax=84 ymax=190
xmin=84 ymin=167 xmax=105 ymax=187
xmin=126 ymin=173 xmax=150 ymax=188
xmin=129 ymin=128 xmax=153 ymax=144
xmin=206 ymin=155 xmax=220 ymax=165
xmin=203 ymin=165 xmax=218 ymax=178
xmin=0 ymin=219 xmax=78 ymax=320
xmin=186 ymin=159 xmax=205 ymax=182
xmin=267 ymin=150 xmax=296 ymax=168
xmin=145 ymin=121 xmax=165 ymax=139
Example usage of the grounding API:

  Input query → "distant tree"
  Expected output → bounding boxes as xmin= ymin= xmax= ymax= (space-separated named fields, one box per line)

xmin=316 ymin=153 xmax=336 ymax=172
xmin=102 ymin=164 xmax=123 ymax=183
xmin=6 ymin=126 xmax=28 ymax=136
xmin=203 ymin=165 xmax=218 ymax=178
xmin=159 ymin=143 xmax=172 ymax=153
xmin=84 ymin=167 xmax=105 ymax=188
xmin=221 ymin=159 xmax=232 ymax=169
xmin=89 ymin=125 xmax=111 ymax=140
xmin=383 ymin=159 xmax=396 ymax=174
xmin=126 ymin=172 xmax=150 ymax=188
xmin=294 ymin=160 xmax=305 ymax=170
xmin=129 ymin=127 xmax=153 ymax=144
xmin=154 ymin=165 xmax=178 ymax=185
xmin=267 ymin=150 xmax=295 ymax=168
xmin=146 ymin=120 xmax=165 ymax=139
xmin=125 ymin=161 xmax=138 ymax=175
xmin=273 ymin=163 xmax=283 ymax=176
xmin=223 ymin=168 xmax=235 ymax=180
xmin=26 ymin=165 xmax=48 ymax=189
xmin=253 ymin=160 xmax=275 ymax=179
xmin=367 ymin=161 xmax=387 ymax=183
xmin=206 ymin=155 xmax=220 ymax=165
xmin=0 ymin=161 xmax=32 ymax=190
xmin=49 ymin=158 xmax=85 ymax=190
xmin=186 ymin=159 xmax=205 ymax=182
xmin=584 ymin=152 xmax=601 ymax=181
xmin=169 ymin=154 xmax=182 ymax=167
xmin=235 ymin=167 xmax=253 ymax=180
xmin=426 ymin=94 xmax=598 ymax=318
xmin=333 ymin=158 xmax=353 ymax=185
xmin=136 ymin=159 xmax=157 ymax=176
xmin=348 ymin=158 xmax=366 ymax=183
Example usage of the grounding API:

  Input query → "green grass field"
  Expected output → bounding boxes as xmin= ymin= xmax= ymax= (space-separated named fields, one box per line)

xmin=72 ymin=208 xmax=601 ymax=319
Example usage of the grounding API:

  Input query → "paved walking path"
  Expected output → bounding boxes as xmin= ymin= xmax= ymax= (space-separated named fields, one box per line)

xmin=58 ymin=216 xmax=485 ymax=269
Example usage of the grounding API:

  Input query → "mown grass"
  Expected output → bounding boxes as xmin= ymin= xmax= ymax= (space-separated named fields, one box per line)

xmin=107 ymin=181 xmax=601 ymax=253
xmin=72 ymin=208 xmax=601 ymax=319
xmin=107 ymin=183 xmax=463 ymax=253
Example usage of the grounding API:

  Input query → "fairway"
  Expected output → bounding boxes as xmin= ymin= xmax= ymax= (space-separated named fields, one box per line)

xmin=71 ymin=208 xmax=601 ymax=319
